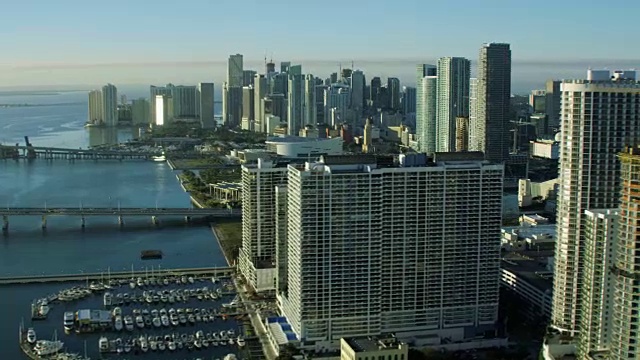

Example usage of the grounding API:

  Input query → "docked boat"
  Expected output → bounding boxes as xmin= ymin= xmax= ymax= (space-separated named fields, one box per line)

xmin=34 ymin=340 xmax=64 ymax=356
xmin=63 ymin=312 xmax=74 ymax=333
xmin=135 ymin=315 xmax=145 ymax=329
xmin=27 ymin=328 xmax=37 ymax=344
xmin=188 ymin=276 xmax=195 ymax=284
xmin=224 ymin=354 xmax=238 ymax=360
xmin=152 ymin=155 xmax=166 ymax=162
xmin=139 ymin=336 xmax=149 ymax=352
xmin=124 ymin=315 xmax=134 ymax=331
xmin=237 ymin=337 xmax=246 ymax=347
xmin=39 ymin=300 xmax=50 ymax=316
xmin=194 ymin=339 xmax=202 ymax=349
xmin=112 ymin=307 xmax=122 ymax=317
xmin=158 ymin=341 xmax=166 ymax=351
xmin=161 ymin=315 xmax=170 ymax=327
xmin=229 ymin=337 xmax=235 ymax=345
xmin=103 ymin=292 xmax=113 ymax=307
xmin=98 ymin=337 xmax=109 ymax=352
xmin=114 ymin=316 xmax=123 ymax=331
xmin=168 ymin=341 xmax=176 ymax=351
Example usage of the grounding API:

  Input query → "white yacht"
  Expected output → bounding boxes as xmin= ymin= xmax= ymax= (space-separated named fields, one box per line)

xmin=152 ymin=155 xmax=166 ymax=162
xmin=34 ymin=340 xmax=64 ymax=356
xmin=103 ymin=292 xmax=113 ymax=307
xmin=139 ymin=337 xmax=149 ymax=353
xmin=223 ymin=354 xmax=238 ymax=360
xmin=112 ymin=307 xmax=122 ymax=317
xmin=39 ymin=301 xmax=50 ymax=316
xmin=26 ymin=328 xmax=37 ymax=344
xmin=114 ymin=316 xmax=123 ymax=331
xmin=63 ymin=312 xmax=74 ymax=333
xmin=98 ymin=337 xmax=109 ymax=353
xmin=237 ymin=337 xmax=245 ymax=347
xmin=135 ymin=315 xmax=144 ymax=329
xmin=161 ymin=314 xmax=170 ymax=327
xmin=152 ymin=317 xmax=161 ymax=328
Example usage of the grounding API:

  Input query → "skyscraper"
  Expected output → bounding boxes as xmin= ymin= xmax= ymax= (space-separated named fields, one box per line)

xmin=241 ymin=86 xmax=255 ymax=131
xmin=476 ymin=43 xmax=511 ymax=162
xmin=88 ymin=90 xmax=103 ymax=124
xmin=551 ymin=71 xmax=640 ymax=336
xmin=387 ymin=77 xmax=401 ymax=111
xmin=401 ymin=86 xmax=416 ymax=115
xmin=239 ymin=160 xmax=289 ymax=292
xmin=243 ymin=70 xmax=257 ymax=87
xmin=131 ymin=98 xmax=150 ymax=125
xmin=609 ymin=147 xmax=640 ymax=360
xmin=545 ymin=80 xmax=561 ymax=128
xmin=280 ymin=61 xmax=291 ymax=74
xmin=150 ymin=85 xmax=172 ymax=126
xmin=171 ymin=85 xmax=198 ymax=118
xmin=370 ymin=77 xmax=382 ymax=109
xmin=455 ymin=117 xmax=469 ymax=152
xmin=288 ymin=67 xmax=304 ymax=136
xmin=254 ymin=75 xmax=267 ymax=132
xmin=468 ymin=78 xmax=479 ymax=150
xmin=416 ymin=64 xmax=437 ymax=152
xmin=278 ymin=153 xmax=504 ymax=344
xmin=436 ymin=57 xmax=470 ymax=152
xmin=101 ymin=84 xmax=118 ymax=127
xmin=197 ymin=82 xmax=215 ymax=129
xmin=303 ymin=74 xmax=316 ymax=127
xmin=324 ymin=84 xmax=350 ymax=126
xmin=350 ymin=70 xmax=365 ymax=114
xmin=228 ymin=54 xmax=244 ymax=87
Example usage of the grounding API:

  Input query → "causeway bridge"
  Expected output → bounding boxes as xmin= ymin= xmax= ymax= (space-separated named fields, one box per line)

xmin=0 ymin=266 xmax=235 ymax=285
xmin=2 ymin=145 xmax=161 ymax=160
xmin=1 ymin=207 xmax=242 ymax=230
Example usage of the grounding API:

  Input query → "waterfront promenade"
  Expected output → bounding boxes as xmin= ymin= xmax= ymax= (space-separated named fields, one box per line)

xmin=0 ymin=266 xmax=234 ymax=285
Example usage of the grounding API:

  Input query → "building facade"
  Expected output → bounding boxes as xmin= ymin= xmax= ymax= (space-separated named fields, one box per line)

xmin=288 ymin=72 xmax=305 ymax=136
xmin=88 ymin=90 xmax=103 ymax=124
xmin=325 ymin=84 xmax=351 ymax=126
xmin=101 ymin=84 xmax=118 ymax=127
xmin=197 ymin=82 xmax=215 ymax=129
xmin=552 ymin=73 xmax=640 ymax=336
xmin=476 ymin=43 xmax=511 ymax=162
xmin=279 ymin=154 xmax=504 ymax=346
xmin=131 ymin=98 xmax=149 ymax=125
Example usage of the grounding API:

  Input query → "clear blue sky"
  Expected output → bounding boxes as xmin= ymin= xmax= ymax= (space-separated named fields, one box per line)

xmin=0 ymin=0 xmax=637 ymax=89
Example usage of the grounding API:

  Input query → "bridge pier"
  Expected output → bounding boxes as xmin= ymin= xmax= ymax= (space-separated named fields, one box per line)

xmin=152 ymin=216 xmax=159 ymax=226
xmin=2 ymin=215 xmax=8 ymax=232
xmin=41 ymin=215 xmax=47 ymax=229
xmin=118 ymin=215 xmax=124 ymax=227
xmin=81 ymin=216 xmax=86 ymax=228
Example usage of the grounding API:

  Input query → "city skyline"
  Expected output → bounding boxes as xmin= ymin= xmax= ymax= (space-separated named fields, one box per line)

xmin=0 ymin=0 xmax=638 ymax=88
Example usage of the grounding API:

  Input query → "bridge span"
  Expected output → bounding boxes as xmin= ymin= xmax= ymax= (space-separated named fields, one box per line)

xmin=2 ymin=145 xmax=161 ymax=160
xmin=0 ymin=207 xmax=241 ymax=231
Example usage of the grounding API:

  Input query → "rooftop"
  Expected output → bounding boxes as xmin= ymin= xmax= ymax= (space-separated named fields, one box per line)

xmin=344 ymin=337 xmax=402 ymax=352
xmin=501 ymin=250 xmax=553 ymax=293
xmin=266 ymin=136 xmax=339 ymax=144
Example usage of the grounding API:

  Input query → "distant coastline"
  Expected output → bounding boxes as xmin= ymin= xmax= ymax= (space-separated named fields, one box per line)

xmin=0 ymin=102 xmax=85 ymax=108
xmin=0 ymin=90 xmax=88 ymax=96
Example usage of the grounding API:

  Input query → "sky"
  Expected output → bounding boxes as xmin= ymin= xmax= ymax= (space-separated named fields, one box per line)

xmin=0 ymin=0 xmax=638 ymax=92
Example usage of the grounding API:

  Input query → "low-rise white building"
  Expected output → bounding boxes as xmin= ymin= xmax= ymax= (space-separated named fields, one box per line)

xmin=265 ymin=136 xmax=343 ymax=158
xmin=529 ymin=139 xmax=559 ymax=159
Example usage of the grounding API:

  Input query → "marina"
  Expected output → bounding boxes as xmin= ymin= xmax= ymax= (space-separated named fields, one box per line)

xmin=18 ymin=273 xmax=251 ymax=359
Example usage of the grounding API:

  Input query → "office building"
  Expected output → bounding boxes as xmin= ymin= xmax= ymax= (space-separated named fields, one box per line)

xmin=239 ymin=160 xmax=289 ymax=292
xmin=576 ymin=209 xmax=617 ymax=360
xmin=228 ymin=54 xmax=244 ymax=87
xmin=288 ymin=70 xmax=304 ymax=136
xmin=370 ymin=77 xmax=381 ymax=109
xmin=281 ymin=62 xmax=291 ymax=74
xmin=530 ymin=90 xmax=546 ymax=113
xmin=197 ymin=82 xmax=215 ymax=129
xmin=608 ymin=147 xmax=640 ymax=360
xmin=88 ymin=90 xmax=103 ymax=124
xmin=551 ymin=70 xmax=640 ymax=336
xmin=436 ymin=57 xmax=470 ymax=152
xmin=330 ymin=72 xmax=339 ymax=84
xmin=254 ymin=75 xmax=268 ymax=131
xmin=131 ymin=98 xmax=150 ymax=125
xmin=279 ymin=153 xmax=504 ymax=345
xmin=241 ymin=86 xmax=255 ymax=131
xmin=150 ymin=85 xmax=172 ymax=126
xmin=545 ymin=80 xmax=561 ymax=128
xmin=223 ymin=82 xmax=243 ymax=128
xmin=476 ymin=43 xmax=511 ymax=162
xmin=350 ymin=70 xmax=365 ymax=113
xmin=341 ymin=68 xmax=353 ymax=81
xmin=303 ymin=75 xmax=316 ymax=127
xmin=416 ymin=64 xmax=437 ymax=152
xmin=101 ymin=84 xmax=118 ymax=127
xmin=387 ymin=77 xmax=401 ymax=111
xmin=401 ymin=86 xmax=416 ymax=115
xmin=324 ymin=84 xmax=350 ymax=126
xmin=266 ymin=60 xmax=276 ymax=74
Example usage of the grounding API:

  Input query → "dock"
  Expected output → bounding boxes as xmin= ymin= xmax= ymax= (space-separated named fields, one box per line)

xmin=0 ymin=266 xmax=234 ymax=285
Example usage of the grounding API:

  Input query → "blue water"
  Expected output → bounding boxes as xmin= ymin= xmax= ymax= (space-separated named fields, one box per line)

xmin=0 ymin=90 xmax=237 ymax=359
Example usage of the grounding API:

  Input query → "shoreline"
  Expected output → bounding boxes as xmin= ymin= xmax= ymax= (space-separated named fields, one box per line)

xmin=211 ymin=223 xmax=232 ymax=267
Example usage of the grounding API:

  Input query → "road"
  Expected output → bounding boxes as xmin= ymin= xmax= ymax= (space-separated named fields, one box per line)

xmin=232 ymin=275 xmax=279 ymax=360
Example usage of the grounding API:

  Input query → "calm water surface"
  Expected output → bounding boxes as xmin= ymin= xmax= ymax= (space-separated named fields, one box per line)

xmin=0 ymin=91 xmax=234 ymax=359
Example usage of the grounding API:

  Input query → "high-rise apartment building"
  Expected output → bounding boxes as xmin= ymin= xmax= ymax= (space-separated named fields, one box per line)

xmin=455 ymin=117 xmax=469 ymax=152
xmin=350 ymin=70 xmax=365 ymax=113
xmin=224 ymin=54 xmax=244 ymax=127
xmin=370 ymin=77 xmax=382 ymax=109
xmin=154 ymin=94 xmax=172 ymax=126
xmin=545 ymin=80 xmax=561 ymax=129
xmin=401 ymin=86 xmax=416 ymax=115
xmin=577 ymin=209 xmax=617 ymax=359
xmin=476 ymin=43 xmax=511 ymax=162
xmin=239 ymin=160 xmax=289 ymax=292
xmin=530 ymin=89 xmax=546 ymax=114
xmin=551 ymin=71 xmax=640 ymax=336
xmin=101 ymin=84 xmax=118 ymax=127
xmin=197 ymin=82 xmax=215 ymax=129
xmin=243 ymin=70 xmax=257 ymax=87
xmin=241 ymin=86 xmax=255 ymax=131
xmin=609 ymin=147 xmax=640 ymax=360
xmin=88 ymin=90 xmax=103 ymax=124
xmin=281 ymin=62 xmax=291 ymax=74
xmin=171 ymin=85 xmax=198 ymax=118
xmin=468 ymin=78 xmax=479 ymax=150
xmin=416 ymin=64 xmax=437 ymax=153
xmin=436 ymin=57 xmax=470 ymax=152
xmin=303 ymin=75 xmax=317 ymax=127
xmin=387 ymin=77 xmax=401 ymax=111
xmin=131 ymin=98 xmax=150 ymax=125
xmin=278 ymin=153 xmax=504 ymax=345
xmin=150 ymin=85 xmax=173 ymax=126
xmin=324 ymin=84 xmax=350 ymax=126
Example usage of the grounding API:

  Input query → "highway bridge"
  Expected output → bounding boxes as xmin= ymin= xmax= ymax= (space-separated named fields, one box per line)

xmin=1 ymin=207 xmax=241 ymax=230
xmin=3 ymin=145 xmax=162 ymax=160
